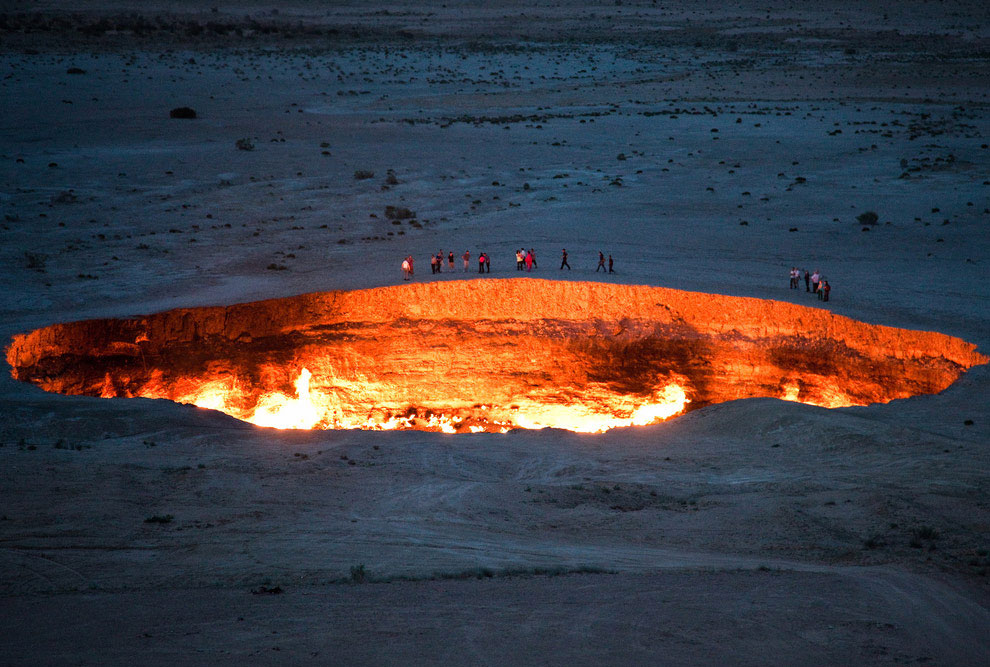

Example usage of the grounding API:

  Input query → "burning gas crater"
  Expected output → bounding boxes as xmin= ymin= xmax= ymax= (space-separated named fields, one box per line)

xmin=7 ymin=280 xmax=986 ymax=433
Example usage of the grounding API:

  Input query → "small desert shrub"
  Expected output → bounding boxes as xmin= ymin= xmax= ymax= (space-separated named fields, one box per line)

xmin=914 ymin=525 xmax=940 ymax=541
xmin=863 ymin=534 xmax=885 ymax=550
xmin=251 ymin=585 xmax=283 ymax=595
xmin=349 ymin=564 xmax=367 ymax=583
xmin=144 ymin=514 xmax=174 ymax=524
xmin=169 ymin=107 xmax=196 ymax=119
xmin=857 ymin=211 xmax=879 ymax=226
xmin=24 ymin=251 xmax=47 ymax=271
xmin=354 ymin=170 xmax=375 ymax=180
xmin=235 ymin=137 xmax=255 ymax=151
xmin=385 ymin=206 xmax=415 ymax=220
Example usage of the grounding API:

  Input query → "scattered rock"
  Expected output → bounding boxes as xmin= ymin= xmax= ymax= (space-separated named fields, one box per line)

xmin=354 ymin=170 xmax=375 ymax=180
xmin=235 ymin=137 xmax=255 ymax=151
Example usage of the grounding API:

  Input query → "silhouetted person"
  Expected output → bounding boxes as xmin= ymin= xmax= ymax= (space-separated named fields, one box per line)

xmin=478 ymin=253 xmax=486 ymax=274
xmin=529 ymin=248 xmax=537 ymax=269
xmin=560 ymin=248 xmax=570 ymax=270
xmin=823 ymin=281 xmax=831 ymax=302
xmin=484 ymin=252 xmax=491 ymax=273
xmin=608 ymin=254 xmax=614 ymax=273
xmin=804 ymin=269 xmax=810 ymax=292
xmin=448 ymin=251 xmax=454 ymax=271
xmin=462 ymin=250 xmax=470 ymax=272
xmin=596 ymin=251 xmax=606 ymax=272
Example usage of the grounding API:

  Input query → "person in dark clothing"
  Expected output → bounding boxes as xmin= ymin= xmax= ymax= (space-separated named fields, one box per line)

xmin=608 ymin=254 xmax=614 ymax=273
xmin=560 ymin=248 xmax=570 ymax=270
xmin=596 ymin=251 xmax=606 ymax=272
xmin=447 ymin=251 xmax=454 ymax=271
xmin=484 ymin=252 xmax=491 ymax=273
xmin=529 ymin=248 xmax=537 ymax=269
xmin=804 ymin=269 xmax=810 ymax=292
xmin=823 ymin=281 xmax=831 ymax=302
xmin=478 ymin=253 xmax=486 ymax=274
xmin=436 ymin=252 xmax=443 ymax=273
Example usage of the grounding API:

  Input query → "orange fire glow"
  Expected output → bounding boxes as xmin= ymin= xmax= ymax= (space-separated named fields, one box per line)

xmin=6 ymin=280 xmax=987 ymax=435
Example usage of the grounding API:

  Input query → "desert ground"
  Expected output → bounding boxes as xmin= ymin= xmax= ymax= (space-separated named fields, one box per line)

xmin=1 ymin=1 xmax=989 ymax=664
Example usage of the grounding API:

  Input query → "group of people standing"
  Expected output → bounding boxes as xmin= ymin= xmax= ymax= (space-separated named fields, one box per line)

xmin=402 ymin=248 xmax=618 ymax=281
xmin=402 ymin=250 xmax=492 ymax=280
xmin=789 ymin=267 xmax=831 ymax=302
xmin=515 ymin=248 xmax=538 ymax=271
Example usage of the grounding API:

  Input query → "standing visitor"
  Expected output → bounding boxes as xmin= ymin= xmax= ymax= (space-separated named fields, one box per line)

xmin=436 ymin=251 xmax=444 ymax=273
xmin=462 ymin=250 xmax=470 ymax=272
xmin=430 ymin=253 xmax=438 ymax=274
xmin=479 ymin=252 xmax=486 ymax=274
xmin=529 ymin=249 xmax=537 ymax=270
xmin=515 ymin=249 xmax=524 ymax=271
xmin=406 ymin=255 xmax=414 ymax=276
xmin=401 ymin=257 xmax=411 ymax=280
xmin=524 ymin=249 xmax=533 ymax=272
xmin=560 ymin=248 xmax=570 ymax=270
xmin=484 ymin=252 xmax=491 ymax=273
xmin=596 ymin=251 xmax=606 ymax=272
xmin=811 ymin=269 xmax=821 ymax=293
xmin=608 ymin=254 xmax=614 ymax=274
xmin=804 ymin=269 xmax=810 ymax=292
xmin=823 ymin=281 xmax=831 ymax=302
xmin=448 ymin=251 xmax=454 ymax=272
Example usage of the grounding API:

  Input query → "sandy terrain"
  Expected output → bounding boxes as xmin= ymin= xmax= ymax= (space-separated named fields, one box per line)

xmin=1 ymin=1 xmax=989 ymax=664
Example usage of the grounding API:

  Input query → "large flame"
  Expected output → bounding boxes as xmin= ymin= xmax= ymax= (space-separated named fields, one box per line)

xmin=177 ymin=367 xmax=689 ymax=433
xmin=245 ymin=368 xmax=321 ymax=430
